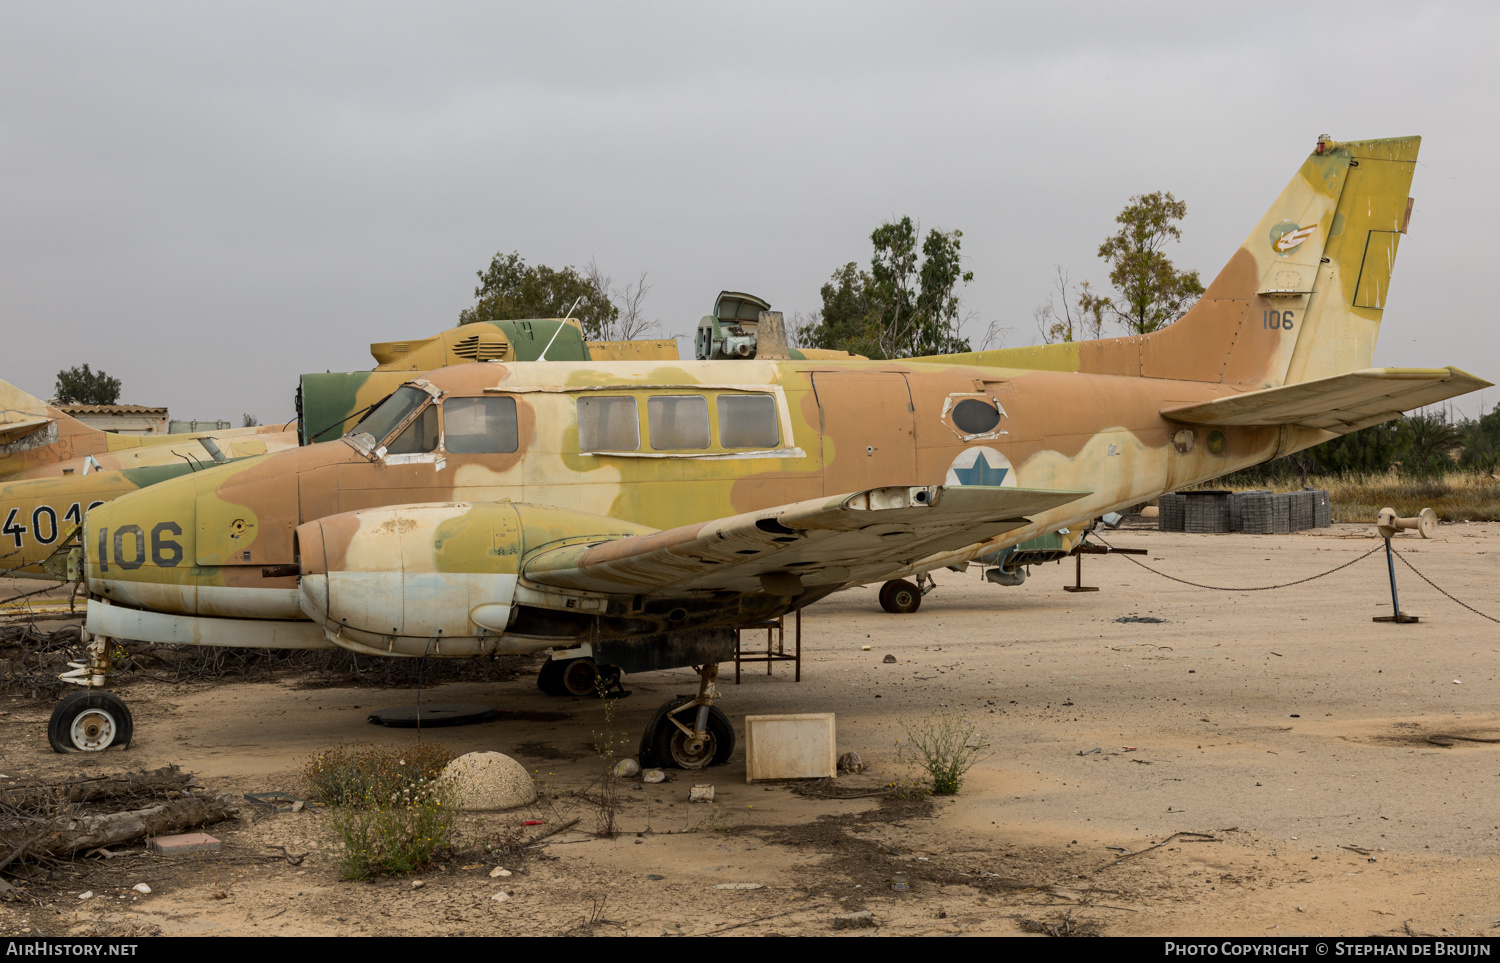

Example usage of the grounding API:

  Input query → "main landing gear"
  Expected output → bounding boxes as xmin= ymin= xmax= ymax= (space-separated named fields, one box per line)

xmin=879 ymin=573 xmax=936 ymax=614
xmin=637 ymin=663 xmax=735 ymax=770
xmin=536 ymin=656 xmax=623 ymax=697
xmin=48 ymin=630 xmax=133 ymax=752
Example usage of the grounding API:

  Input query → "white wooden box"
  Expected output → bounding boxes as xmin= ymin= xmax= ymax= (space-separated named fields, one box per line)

xmin=743 ymin=713 xmax=837 ymax=782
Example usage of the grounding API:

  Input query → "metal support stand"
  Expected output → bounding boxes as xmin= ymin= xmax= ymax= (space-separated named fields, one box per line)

xmin=1373 ymin=536 xmax=1419 ymax=623
xmin=1063 ymin=543 xmax=1148 ymax=593
xmin=1063 ymin=551 xmax=1098 ymax=593
xmin=733 ymin=611 xmax=802 ymax=683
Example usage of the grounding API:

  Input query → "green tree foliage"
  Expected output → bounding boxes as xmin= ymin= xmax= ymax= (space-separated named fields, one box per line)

xmin=804 ymin=217 xmax=974 ymax=359
xmin=1079 ymin=191 xmax=1204 ymax=335
xmin=1223 ymin=410 xmax=1473 ymax=485
xmin=459 ymin=251 xmax=618 ymax=339
xmin=54 ymin=364 xmax=121 ymax=405
xmin=1459 ymin=408 xmax=1500 ymax=473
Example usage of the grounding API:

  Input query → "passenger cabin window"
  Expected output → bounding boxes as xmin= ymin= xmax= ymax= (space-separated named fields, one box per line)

xmin=717 ymin=394 xmax=780 ymax=448
xmin=648 ymin=395 xmax=709 ymax=450
xmin=578 ymin=396 xmax=640 ymax=451
xmin=385 ymin=405 xmax=439 ymax=454
xmin=444 ymin=397 xmax=518 ymax=454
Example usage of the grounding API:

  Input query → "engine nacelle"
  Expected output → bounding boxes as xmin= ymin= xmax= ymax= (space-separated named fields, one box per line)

xmin=295 ymin=502 xmax=651 ymax=657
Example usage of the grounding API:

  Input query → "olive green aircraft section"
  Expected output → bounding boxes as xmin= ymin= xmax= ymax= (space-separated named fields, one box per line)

xmin=59 ymin=135 xmax=1493 ymax=763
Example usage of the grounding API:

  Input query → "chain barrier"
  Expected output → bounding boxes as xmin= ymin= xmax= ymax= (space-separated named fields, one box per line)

xmin=1390 ymin=548 xmax=1500 ymax=625
xmin=1091 ymin=534 xmax=1383 ymax=592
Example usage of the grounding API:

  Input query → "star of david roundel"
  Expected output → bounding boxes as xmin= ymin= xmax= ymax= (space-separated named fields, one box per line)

xmin=945 ymin=447 xmax=1017 ymax=487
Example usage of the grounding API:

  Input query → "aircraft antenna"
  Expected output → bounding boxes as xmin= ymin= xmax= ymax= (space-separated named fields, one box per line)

xmin=538 ymin=297 xmax=584 ymax=361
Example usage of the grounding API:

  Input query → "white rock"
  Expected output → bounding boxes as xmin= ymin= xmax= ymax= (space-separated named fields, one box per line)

xmin=491 ymin=891 xmax=509 ymax=903
xmin=132 ymin=884 xmax=151 ymax=895
xmin=613 ymin=758 xmax=640 ymax=778
xmin=715 ymin=882 xmax=763 ymax=890
xmin=438 ymin=751 xmax=537 ymax=811
xmin=411 ymin=880 xmax=425 ymax=890
xmin=489 ymin=867 xmax=511 ymax=878
xmin=689 ymin=784 xmax=715 ymax=803
xmin=642 ymin=769 xmax=666 ymax=784
xmin=77 ymin=891 xmax=93 ymax=900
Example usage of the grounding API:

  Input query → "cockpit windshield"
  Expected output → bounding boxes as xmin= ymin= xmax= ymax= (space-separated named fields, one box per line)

xmin=344 ymin=385 xmax=430 ymax=451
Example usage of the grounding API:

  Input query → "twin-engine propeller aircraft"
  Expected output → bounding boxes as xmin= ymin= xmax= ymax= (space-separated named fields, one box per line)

xmin=56 ymin=136 xmax=1488 ymax=766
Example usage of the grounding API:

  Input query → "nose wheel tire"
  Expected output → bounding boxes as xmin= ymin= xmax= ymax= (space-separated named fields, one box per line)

xmin=539 ymin=658 xmax=624 ymax=697
xmin=49 ymin=691 xmax=133 ymax=753
xmin=879 ymin=579 xmax=922 ymax=614
xmin=638 ymin=698 xmax=735 ymax=770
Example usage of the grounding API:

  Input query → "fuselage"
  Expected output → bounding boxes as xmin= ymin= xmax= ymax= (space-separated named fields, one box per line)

xmin=83 ymin=357 xmax=1325 ymax=630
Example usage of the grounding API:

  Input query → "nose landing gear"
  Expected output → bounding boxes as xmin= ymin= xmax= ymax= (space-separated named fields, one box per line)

xmin=49 ymin=631 xmax=133 ymax=752
xmin=536 ymin=656 xmax=624 ymax=697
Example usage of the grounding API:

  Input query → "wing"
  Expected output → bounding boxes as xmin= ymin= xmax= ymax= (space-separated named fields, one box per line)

xmin=1161 ymin=367 xmax=1490 ymax=433
xmin=522 ymin=484 xmax=1090 ymax=596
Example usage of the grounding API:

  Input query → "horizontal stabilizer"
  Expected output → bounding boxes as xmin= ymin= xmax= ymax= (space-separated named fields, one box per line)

xmin=1161 ymin=367 xmax=1491 ymax=432
xmin=0 ymin=415 xmax=54 ymax=445
xmin=524 ymin=484 xmax=1090 ymax=596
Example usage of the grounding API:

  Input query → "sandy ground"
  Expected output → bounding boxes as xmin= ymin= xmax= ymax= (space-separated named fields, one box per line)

xmin=2 ymin=521 xmax=1499 ymax=938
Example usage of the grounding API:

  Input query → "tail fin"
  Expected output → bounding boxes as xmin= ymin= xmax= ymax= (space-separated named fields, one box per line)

xmin=936 ymin=136 xmax=1420 ymax=387
xmin=1138 ymin=135 xmax=1419 ymax=387
xmin=0 ymin=378 xmax=104 ymax=474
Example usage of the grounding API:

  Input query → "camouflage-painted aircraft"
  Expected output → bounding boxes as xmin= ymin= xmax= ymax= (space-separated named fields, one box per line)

xmin=0 ymin=321 xmax=676 ymax=581
xmin=59 ymin=136 xmax=1489 ymax=765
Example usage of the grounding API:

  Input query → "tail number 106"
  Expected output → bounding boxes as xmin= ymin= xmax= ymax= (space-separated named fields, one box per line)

xmin=1263 ymin=310 xmax=1296 ymax=330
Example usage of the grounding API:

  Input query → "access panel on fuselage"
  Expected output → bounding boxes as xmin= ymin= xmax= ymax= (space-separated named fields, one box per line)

xmin=812 ymin=372 xmax=917 ymax=496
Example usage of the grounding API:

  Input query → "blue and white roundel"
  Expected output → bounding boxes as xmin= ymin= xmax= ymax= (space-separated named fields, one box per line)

xmin=945 ymin=447 xmax=1017 ymax=487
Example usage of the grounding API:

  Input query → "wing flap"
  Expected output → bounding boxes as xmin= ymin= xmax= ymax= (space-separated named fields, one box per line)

xmin=1161 ymin=367 xmax=1490 ymax=430
xmin=523 ymin=484 xmax=1090 ymax=596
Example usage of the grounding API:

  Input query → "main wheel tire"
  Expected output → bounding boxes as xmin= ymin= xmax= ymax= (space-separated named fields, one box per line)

xmin=653 ymin=702 xmax=735 ymax=770
xmin=48 ymin=691 xmax=133 ymax=753
xmin=561 ymin=658 xmax=601 ymax=697
xmin=879 ymin=579 xmax=922 ymax=614
xmin=637 ymin=696 xmax=686 ymax=767
xmin=536 ymin=658 xmax=568 ymax=696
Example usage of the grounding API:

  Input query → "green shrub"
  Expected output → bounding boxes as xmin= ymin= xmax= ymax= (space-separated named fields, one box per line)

xmin=898 ymin=713 xmax=988 ymax=796
xmin=302 ymin=743 xmax=460 ymax=880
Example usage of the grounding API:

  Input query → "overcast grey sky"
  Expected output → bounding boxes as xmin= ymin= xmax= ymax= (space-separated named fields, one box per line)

xmin=4 ymin=2 xmax=1497 ymax=423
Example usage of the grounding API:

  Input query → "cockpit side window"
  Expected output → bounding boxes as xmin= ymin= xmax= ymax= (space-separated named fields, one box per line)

xmin=444 ymin=396 xmax=519 ymax=454
xmin=385 ymin=405 xmax=439 ymax=454
xmin=350 ymin=386 xmax=429 ymax=448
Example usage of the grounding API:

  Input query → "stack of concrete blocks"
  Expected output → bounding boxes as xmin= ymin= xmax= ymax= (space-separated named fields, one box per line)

xmin=1312 ymin=489 xmax=1332 ymax=528
xmin=1290 ymin=490 xmax=1316 ymax=531
xmin=1238 ymin=492 xmax=1291 ymax=534
xmin=1158 ymin=493 xmax=1186 ymax=532
xmin=1183 ymin=491 xmax=1232 ymax=533
xmin=1161 ymin=489 xmax=1331 ymax=534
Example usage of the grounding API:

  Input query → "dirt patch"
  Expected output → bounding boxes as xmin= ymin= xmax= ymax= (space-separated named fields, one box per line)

xmin=5 ymin=526 xmax=1500 ymax=936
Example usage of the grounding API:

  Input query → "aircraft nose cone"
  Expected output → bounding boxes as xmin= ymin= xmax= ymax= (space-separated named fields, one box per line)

xmin=82 ymin=475 xmax=197 ymax=591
